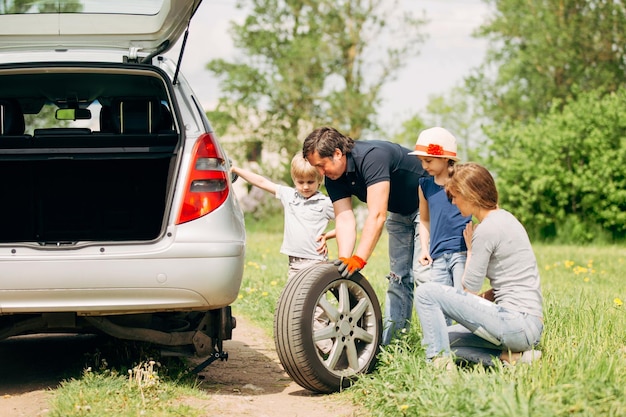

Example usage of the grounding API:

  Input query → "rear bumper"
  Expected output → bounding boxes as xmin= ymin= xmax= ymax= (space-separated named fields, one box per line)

xmin=0 ymin=241 xmax=245 ymax=314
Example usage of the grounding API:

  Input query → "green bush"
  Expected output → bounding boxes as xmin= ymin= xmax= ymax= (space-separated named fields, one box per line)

xmin=486 ymin=88 xmax=626 ymax=243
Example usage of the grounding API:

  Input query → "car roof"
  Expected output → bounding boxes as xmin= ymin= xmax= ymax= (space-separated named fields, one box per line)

xmin=0 ymin=0 xmax=202 ymax=57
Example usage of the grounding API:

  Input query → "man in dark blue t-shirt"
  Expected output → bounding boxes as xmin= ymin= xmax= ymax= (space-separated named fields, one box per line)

xmin=303 ymin=126 xmax=430 ymax=345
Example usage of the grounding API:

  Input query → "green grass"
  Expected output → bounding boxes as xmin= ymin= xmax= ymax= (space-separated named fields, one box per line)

xmin=48 ymin=361 xmax=206 ymax=417
xmin=235 ymin=214 xmax=626 ymax=417
xmin=350 ymin=243 xmax=626 ymax=417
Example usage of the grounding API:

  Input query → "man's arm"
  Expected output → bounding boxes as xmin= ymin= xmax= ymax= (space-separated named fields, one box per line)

xmin=333 ymin=197 xmax=357 ymax=258
xmin=354 ymin=181 xmax=389 ymax=262
xmin=230 ymin=166 xmax=278 ymax=196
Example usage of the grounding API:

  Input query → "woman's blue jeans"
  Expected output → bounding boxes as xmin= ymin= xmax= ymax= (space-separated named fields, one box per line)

xmin=414 ymin=282 xmax=543 ymax=364
xmin=382 ymin=211 xmax=430 ymax=345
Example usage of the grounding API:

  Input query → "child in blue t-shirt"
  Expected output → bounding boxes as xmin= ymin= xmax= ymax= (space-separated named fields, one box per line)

xmin=409 ymin=127 xmax=471 ymax=290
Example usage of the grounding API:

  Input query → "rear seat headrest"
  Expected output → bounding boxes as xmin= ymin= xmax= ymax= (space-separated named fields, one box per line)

xmin=159 ymin=104 xmax=173 ymax=132
xmin=99 ymin=104 xmax=115 ymax=133
xmin=0 ymin=98 xmax=26 ymax=135
xmin=110 ymin=97 xmax=163 ymax=134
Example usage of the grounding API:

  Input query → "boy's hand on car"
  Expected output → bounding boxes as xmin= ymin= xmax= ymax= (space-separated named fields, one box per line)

xmin=333 ymin=255 xmax=367 ymax=278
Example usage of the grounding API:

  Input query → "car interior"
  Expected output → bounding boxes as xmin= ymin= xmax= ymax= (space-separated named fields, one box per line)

xmin=0 ymin=67 xmax=180 ymax=244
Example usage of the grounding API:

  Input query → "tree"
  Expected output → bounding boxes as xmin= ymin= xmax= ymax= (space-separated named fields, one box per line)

xmin=486 ymin=88 xmax=626 ymax=243
xmin=423 ymin=86 xmax=487 ymax=162
xmin=206 ymin=0 xmax=426 ymax=162
xmin=390 ymin=86 xmax=487 ymax=162
xmin=467 ymin=0 xmax=626 ymax=124
xmin=390 ymin=113 xmax=426 ymax=149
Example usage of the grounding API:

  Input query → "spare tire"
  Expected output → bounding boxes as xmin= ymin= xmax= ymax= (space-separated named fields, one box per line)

xmin=274 ymin=262 xmax=382 ymax=393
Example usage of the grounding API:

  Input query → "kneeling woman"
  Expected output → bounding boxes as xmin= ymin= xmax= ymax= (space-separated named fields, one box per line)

xmin=414 ymin=163 xmax=543 ymax=366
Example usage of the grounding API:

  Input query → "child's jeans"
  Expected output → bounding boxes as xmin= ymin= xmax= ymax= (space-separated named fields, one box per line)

xmin=430 ymin=251 xmax=467 ymax=289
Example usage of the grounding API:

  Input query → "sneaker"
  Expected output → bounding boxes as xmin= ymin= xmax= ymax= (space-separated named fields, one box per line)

xmin=519 ymin=349 xmax=542 ymax=364
xmin=432 ymin=356 xmax=455 ymax=371
xmin=503 ymin=349 xmax=542 ymax=366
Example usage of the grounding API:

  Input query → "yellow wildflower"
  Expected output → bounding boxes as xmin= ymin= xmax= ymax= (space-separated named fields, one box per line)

xmin=246 ymin=261 xmax=261 ymax=269
xmin=614 ymin=298 xmax=623 ymax=307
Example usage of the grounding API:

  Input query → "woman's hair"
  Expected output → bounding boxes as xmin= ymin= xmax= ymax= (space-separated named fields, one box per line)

xmin=445 ymin=163 xmax=498 ymax=210
xmin=302 ymin=126 xmax=355 ymax=159
xmin=291 ymin=153 xmax=322 ymax=182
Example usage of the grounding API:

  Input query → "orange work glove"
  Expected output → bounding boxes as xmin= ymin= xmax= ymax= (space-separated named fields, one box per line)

xmin=333 ymin=255 xmax=367 ymax=278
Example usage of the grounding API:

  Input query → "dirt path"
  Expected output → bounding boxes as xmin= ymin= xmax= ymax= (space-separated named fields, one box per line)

xmin=0 ymin=316 xmax=360 ymax=417
xmin=0 ymin=333 xmax=94 ymax=417
xmin=186 ymin=315 xmax=360 ymax=416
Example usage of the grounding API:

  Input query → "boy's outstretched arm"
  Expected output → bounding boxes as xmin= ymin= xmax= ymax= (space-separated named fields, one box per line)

xmin=231 ymin=166 xmax=278 ymax=196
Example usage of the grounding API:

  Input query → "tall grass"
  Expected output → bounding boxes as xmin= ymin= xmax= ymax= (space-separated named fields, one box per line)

xmin=236 ymin=214 xmax=626 ymax=416
xmin=49 ymin=360 xmax=205 ymax=417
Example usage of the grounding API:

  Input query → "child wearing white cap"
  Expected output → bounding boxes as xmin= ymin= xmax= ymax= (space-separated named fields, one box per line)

xmin=409 ymin=127 xmax=471 ymax=292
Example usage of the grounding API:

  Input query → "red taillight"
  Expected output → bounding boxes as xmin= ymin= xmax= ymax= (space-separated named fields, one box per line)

xmin=176 ymin=133 xmax=229 ymax=224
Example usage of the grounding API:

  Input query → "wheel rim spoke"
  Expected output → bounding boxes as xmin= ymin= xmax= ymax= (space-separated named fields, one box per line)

xmin=326 ymin=340 xmax=344 ymax=368
xmin=350 ymin=298 xmax=369 ymax=321
xmin=338 ymin=282 xmax=350 ymax=314
xmin=352 ymin=326 xmax=373 ymax=343
xmin=345 ymin=338 xmax=359 ymax=370
xmin=313 ymin=324 xmax=337 ymax=342
xmin=318 ymin=296 xmax=339 ymax=322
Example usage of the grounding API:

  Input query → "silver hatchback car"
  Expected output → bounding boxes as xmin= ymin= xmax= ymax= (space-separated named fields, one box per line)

xmin=0 ymin=0 xmax=245 ymax=360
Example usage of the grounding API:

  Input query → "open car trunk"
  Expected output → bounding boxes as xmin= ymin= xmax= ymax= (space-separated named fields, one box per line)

xmin=0 ymin=64 xmax=179 ymax=245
